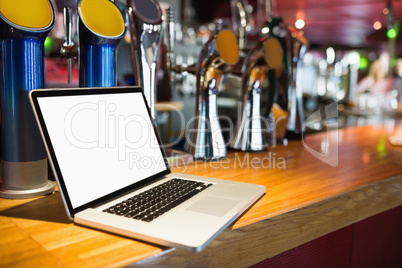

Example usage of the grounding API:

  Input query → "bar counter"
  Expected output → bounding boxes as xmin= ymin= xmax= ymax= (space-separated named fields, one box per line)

xmin=1 ymin=122 xmax=402 ymax=267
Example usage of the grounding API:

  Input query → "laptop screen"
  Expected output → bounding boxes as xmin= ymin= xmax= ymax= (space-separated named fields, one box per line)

xmin=31 ymin=87 xmax=170 ymax=213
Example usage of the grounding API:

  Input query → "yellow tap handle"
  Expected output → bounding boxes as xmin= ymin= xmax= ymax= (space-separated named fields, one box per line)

xmin=263 ymin=37 xmax=283 ymax=69
xmin=216 ymin=29 xmax=240 ymax=65
xmin=79 ymin=0 xmax=125 ymax=37
xmin=0 ymin=0 xmax=52 ymax=29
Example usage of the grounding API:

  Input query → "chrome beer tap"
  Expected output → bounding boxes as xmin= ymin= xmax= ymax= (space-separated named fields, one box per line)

xmin=163 ymin=4 xmax=175 ymax=87
xmin=185 ymin=29 xmax=240 ymax=160
xmin=60 ymin=7 xmax=78 ymax=84
xmin=231 ymin=0 xmax=250 ymax=51
xmin=283 ymin=26 xmax=308 ymax=140
xmin=231 ymin=37 xmax=283 ymax=151
xmin=126 ymin=0 xmax=163 ymax=119
xmin=260 ymin=0 xmax=309 ymax=140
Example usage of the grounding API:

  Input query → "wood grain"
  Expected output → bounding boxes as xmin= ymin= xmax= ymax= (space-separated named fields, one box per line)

xmin=1 ymin=123 xmax=402 ymax=267
xmin=132 ymin=175 xmax=402 ymax=267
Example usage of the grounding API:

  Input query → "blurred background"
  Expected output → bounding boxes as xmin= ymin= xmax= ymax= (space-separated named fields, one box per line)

xmin=44 ymin=0 xmax=402 ymax=144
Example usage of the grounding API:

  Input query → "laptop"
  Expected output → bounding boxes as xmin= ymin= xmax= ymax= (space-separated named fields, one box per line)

xmin=29 ymin=86 xmax=265 ymax=252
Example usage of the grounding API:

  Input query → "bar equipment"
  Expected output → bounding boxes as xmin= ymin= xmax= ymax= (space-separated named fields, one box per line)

xmin=260 ymin=2 xmax=309 ymax=141
xmin=163 ymin=4 xmax=175 ymax=90
xmin=126 ymin=0 xmax=163 ymax=119
xmin=185 ymin=29 xmax=240 ymax=160
xmin=283 ymin=26 xmax=308 ymax=140
xmin=77 ymin=0 xmax=125 ymax=87
xmin=231 ymin=0 xmax=250 ymax=51
xmin=60 ymin=7 xmax=77 ymax=84
xmin=231 ymin=37 xmax=283 ymax=151
xmin=0 ymin=0 xmax=56 ymax=198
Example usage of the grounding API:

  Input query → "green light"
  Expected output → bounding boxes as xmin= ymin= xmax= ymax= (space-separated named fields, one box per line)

xmin=359 ymin=57 xmax=369 ymax=70
xmin=387 ymin=28 xmax=397 ymax=39
xmin=376 ymin=137 xmax=387 ymax=158
xmin=44 ymin=37 xmax=52 ymax=49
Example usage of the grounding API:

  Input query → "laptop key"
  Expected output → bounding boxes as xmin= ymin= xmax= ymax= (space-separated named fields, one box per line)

xmin=103 ymin=178 xmax=213 ymax=222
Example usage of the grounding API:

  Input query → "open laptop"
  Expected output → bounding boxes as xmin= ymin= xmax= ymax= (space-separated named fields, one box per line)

xmin=29 ymin=86 xmax=265 ymax=252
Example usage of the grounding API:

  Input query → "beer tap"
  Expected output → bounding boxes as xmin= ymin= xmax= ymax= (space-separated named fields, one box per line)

xmin=283 ymin=26 xmax=308 ymax=140
xmin=163 ymin=4 xmax=175 ymax=87
xmin=60 ymin=7 xmax=78 ymax=84
xmin=185 ymin=28 xmax=240 ymax=160
xmin=231 ymin=0 xmax=250 ymax=51
xmin=0 ymin=0 xmax=56 ymax=198
xmin=126 ymin=0 xmax=163 ymax=119
xmin=61 ymin=0 xmax=125 ymax=88
xmin=231 ymin=37 xmax=283 ymax=151
xmin=77 ymin=0 xmax=125 ymax=88
xmin=259 ymin=0 xmax=309 ymax=141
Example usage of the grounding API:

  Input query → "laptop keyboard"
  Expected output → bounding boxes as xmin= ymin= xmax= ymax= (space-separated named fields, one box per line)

xmin=102 ymin=178 xmax=213 ymax=222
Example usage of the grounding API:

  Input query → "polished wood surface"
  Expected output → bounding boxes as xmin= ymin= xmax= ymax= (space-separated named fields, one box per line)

xmin=1 ymin=123 xmax=402 ymax=267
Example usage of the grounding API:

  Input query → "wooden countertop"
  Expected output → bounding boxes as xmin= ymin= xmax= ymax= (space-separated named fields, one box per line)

xmin=1 ymin=123 xmax=402 ymax=267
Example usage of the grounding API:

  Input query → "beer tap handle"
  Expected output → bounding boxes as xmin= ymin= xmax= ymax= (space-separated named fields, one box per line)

xmin=64 ymin=8 xmax=73 ymax=47
xmin=60 ymin=7 xmax=75 ymax=84
xmin=164 ymin=5 xmax=175 ymax=82
xmin=64 ymin=7 xmax=73 ymax=84
xmin=231 ymin=0 xmax=248 ymax=50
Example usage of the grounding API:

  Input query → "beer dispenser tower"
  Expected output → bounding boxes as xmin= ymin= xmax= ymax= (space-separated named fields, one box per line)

xmin=61 ymin=0 xmax=125 ymax=87
xmin=185 ymin=29 xmax=240 ymax=160
xmin=126 ymin=0 xmax=164 ymax=120
xmin=77 ymin=0 xmax=126 ymax=87
xmin=231 ymin=37 xmax=284 ymax=151
xmin=0 ymin=0 xmax=56 ymax=198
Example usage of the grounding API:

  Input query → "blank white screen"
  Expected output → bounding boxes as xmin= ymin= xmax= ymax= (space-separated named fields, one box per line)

xmin=38 ymin=92 xmax=166 ymax=209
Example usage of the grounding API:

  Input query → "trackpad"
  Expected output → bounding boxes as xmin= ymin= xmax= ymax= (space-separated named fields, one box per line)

xmin=186 ymin=196 xmax=240 ymax=217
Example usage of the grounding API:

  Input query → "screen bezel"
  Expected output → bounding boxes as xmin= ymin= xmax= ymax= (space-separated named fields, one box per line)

xmin=29 ymin=86 xmax=171 ymax=217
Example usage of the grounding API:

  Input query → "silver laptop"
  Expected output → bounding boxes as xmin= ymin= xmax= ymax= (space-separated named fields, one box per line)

xmin=29 ymin=86 xmax=265 ymax=252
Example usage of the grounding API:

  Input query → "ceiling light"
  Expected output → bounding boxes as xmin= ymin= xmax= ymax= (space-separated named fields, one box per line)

xmin=383 ymin=8 xmax=389 ymax=15
xmin=373 ymin=21 xmax=382 ymax=30
xmin=295 ymin=19 xmax=305 ymax=29
xmin=326 ymin=47 xmax=335 ymax=64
